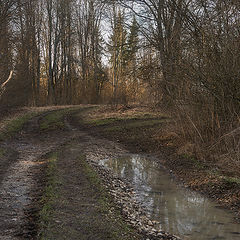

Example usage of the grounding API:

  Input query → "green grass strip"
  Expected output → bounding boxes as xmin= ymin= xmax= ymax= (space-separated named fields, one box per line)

xmin=79 ymin=156 xmax=138 ymax=239
xmin=38 ymin=152 xmax=59 ymax=239
xmin=39 ymin=109 xmax=73 ymax=131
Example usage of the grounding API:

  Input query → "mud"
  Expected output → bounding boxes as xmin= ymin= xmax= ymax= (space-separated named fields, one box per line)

xmin=0 ymin=112 xmax=77 ymax=239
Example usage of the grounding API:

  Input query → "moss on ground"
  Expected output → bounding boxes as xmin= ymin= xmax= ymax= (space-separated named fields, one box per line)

xmin=0 ymin=112 xmax=37 ymax=140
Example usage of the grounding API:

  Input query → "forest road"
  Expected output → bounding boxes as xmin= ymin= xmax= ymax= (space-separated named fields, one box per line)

xmin=0 ymin=108 xmax=180 ymax=240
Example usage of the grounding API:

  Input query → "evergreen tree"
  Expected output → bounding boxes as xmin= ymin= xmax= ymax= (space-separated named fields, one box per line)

xmin=126 ymin=16 xmax=139 ymax=101
xmin=127 ymin=16 xmax=138 ymax=64
xmin=109 ymin=8 xmax=127 ymax=103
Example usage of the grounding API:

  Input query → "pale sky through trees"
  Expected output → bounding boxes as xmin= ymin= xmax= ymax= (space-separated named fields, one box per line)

xmin=0 ymin=0 xmax=239 ymax=119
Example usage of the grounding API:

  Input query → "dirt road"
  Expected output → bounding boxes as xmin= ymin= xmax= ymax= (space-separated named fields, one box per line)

xmin=0 ymin=111 xmax=79 ymax=239
xmin=0 ymin=107 xmax=179 ymax=240
xmin=1 ymin=105 xmax=239 ymax=240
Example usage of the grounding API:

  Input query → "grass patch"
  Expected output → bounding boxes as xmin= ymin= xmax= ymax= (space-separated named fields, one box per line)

xmin=80 ymin=156 xmax=112 ymax=214
xmin=79 ymin=105 xmax=170 ymax=128
xmin=182 ymin=153 xmax=205 ymax=169
xmin=79 ymin=156 xmax=138 ymax=239
xmin=40 ymin=108 xmax=76 ymax=131
xmin=0 ymin=112 xmax=37 ymax=140
xmin=126 ymin=119 xmax=167 ymax=128
xmin=86 ymin=117 xmax=121 ymax=126
xmin=105 ymin=126 xmax=123 ymax=132
xmin=0 ymin=147 xmax=6 ymax=158
xmin=38 ymin=152 xmax=59 ymax=239
xmin=104 ymin=119 xmax=167 ymax=133
xmin=223 ymin=176 xmax=240 ymax=185
xmin=85 ymin=116 xmax=169 ymax=128
xmin=40 ymin=111 xmax=67 ymax=131
xmin=40 ymin=106 xmax=93 ymax=131
xmin=74 ymin=106 xmax=99 ymax=120
xmin=81 ymin=157 xmax=102 ymax=186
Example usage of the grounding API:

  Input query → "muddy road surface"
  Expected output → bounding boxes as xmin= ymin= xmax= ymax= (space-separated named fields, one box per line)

xmin=0 ymin=107 xmax=178 ymax=240
xmin=0 ymin=106 xmax=239 ymax=240
xmin=0 ymin=112 xmax=77 ymax=239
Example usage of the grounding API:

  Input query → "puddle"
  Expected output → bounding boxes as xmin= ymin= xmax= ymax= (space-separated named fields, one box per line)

xmin=100 ymin=155 xmax=240 ymax=240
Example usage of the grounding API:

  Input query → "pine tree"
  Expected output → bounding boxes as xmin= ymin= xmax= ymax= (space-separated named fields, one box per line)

xmin=126 ymin=16 xmax=139 ymax=101
xmin=127 ymin=16 xmax=138 ymax=64
xmin=109 ymin=8 xmax=127 ymax=103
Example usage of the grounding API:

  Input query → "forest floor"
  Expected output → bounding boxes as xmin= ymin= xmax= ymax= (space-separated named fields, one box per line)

xmin=0 ymin=104 xmax=239 ymax=239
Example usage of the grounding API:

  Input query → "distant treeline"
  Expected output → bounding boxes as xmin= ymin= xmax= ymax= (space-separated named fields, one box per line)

xmin=0 ymin=0 xmax=239 ymax=160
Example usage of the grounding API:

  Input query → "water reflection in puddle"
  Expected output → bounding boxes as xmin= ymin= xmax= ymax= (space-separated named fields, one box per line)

xmin=99 ymin=155 xmax=240 ymax=240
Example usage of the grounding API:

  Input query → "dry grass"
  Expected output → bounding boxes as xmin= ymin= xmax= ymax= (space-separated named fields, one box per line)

xmin=169 ymin=101 xmax=240 ymax=177
xmin=81 ymin=104 xmax=167 ymax=122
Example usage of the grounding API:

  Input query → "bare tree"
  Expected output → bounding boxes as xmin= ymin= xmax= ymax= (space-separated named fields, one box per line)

xmin=0 ymin=0 xmax=16 ymax=87
xmin=75 ymin=0 xmax=105 ymax=103
xmin=0 ymin=70 xmax=13 ymax=99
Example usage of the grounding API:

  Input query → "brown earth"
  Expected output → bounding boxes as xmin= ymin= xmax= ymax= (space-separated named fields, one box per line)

xmin=0 ymin=104 xmax=239 ymax=239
